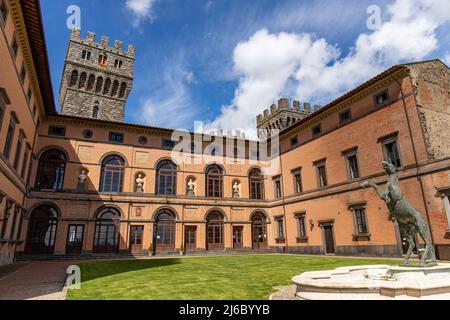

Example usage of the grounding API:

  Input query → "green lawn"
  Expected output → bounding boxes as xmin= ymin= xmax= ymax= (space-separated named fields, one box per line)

xmin=66 ymin=254 xmax=400 ymax=300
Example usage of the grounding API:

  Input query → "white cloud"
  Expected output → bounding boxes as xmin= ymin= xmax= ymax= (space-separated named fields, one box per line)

xmin=206 ymin=0 xmax=450 ymax=139
xmin=125 ymin=0 xmax=157 ymax=24
xmin=132 ymin=63 xmax=200 ymax=129
xmin=444 ymin=53 xmax=450 ymax=66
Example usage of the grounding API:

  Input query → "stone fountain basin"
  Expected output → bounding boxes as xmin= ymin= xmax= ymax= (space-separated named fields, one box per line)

xmin=292 ymin=264 xmax=450 ymax=300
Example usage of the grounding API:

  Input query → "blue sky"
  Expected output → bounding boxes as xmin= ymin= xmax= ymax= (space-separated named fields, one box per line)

xmin=41 ymin=0 xmax=450 ymax=137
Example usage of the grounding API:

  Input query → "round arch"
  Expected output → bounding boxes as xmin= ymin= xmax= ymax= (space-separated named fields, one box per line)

xmin=250 ymin=210 xmax=270 ymax=223
xmin=204 ymin=208 xmax=228 ymax=221
xmin=93 ymin=205 xmax=124 ymax=220
xmin=151 ymin=207 xmax=180 ymax=221
xmin=25 ymin=204 xmax=60 ymax=254
xmin=98 ymin=151 xmax=128 ymax=166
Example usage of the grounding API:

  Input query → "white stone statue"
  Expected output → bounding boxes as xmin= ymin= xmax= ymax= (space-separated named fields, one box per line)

xmin=187 ymin=178 xmax=195 ymax=196
xmin=233 ymin=181 xmax=240 ymax=198
xmin=136 ymin=174 xmax=144 ymax=192
xmin=78 ymin=170 xmax=87 ymax=189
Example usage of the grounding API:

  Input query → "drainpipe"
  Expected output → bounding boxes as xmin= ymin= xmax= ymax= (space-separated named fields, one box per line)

xmin=276 ymin=138 xmax=289 ymax=253
xmin=393 ymin=76 xmax=436 ymax=247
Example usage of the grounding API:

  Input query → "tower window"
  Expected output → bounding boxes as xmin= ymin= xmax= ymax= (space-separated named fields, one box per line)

xmin=95 ymin=77 xmax=103 ymax=93
xmin=103 ymin=78 xmax=111 ymax=95
xmin=92 ymin=105 xmax=99 ymax=119
xmin=78 ymin=72 xmax=87 ymax=89
xmin=119 ymin=82 xmax=127 ymax=98
xmin=81 ymin=50 xmax=91 ymax=61
xmin=1 ymin=0 xmax=8 ymax=26
xmin=339 ymin=109 xmax=352 ymax=124
xmin=114 ymin=59 xmax=123 ymax=69
xmin=87 ymin=74 xmax=95 ymax=91
xmin=69 ymin=70 xmax=78 ymax=87
xmin=374 ymin=90 xmax=390 ymax=107
xmin=111 ymin=80 xmax=119 ymax=96
xmin=48 ymin=125 xmax=66 ymax=137
xmin=98 ymin=54 xmax=107 ymax=66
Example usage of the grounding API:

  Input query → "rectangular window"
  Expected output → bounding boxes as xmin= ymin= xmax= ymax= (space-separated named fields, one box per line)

xmin=350 ymin=205 xmax=369 ymax=236
xmin=11 ymin=35 xmax=18 ymax=58
xmin=275 ymin=217 xmax=285 ymax=239
xmin=374 ymin=89 xmax=390 ymax=107
xmin=3 ymin=120 xmax=15 ymax=160
xmin=379 ymin=134 xmax=402 ymax=168
xmin=343 ymin=149 xmax=360 ymax=180
xmin=339 ymin=109 xmax=352 ymax=124
xmin=1 ymin=0 xmax=8 ymax=26
xmin=290 ymin=136 xmax=298 ymax=147
xmin=19 ymin=64 xmax=26 ymax=84
xmin=13 ymin=132 xmax=23 ymax=171
xmin=109 ymin=132 xmax=124 ymax=143
xmin=114 ymin=59 xmax=123 ymax=69
xmin=296 ymin=214 xmax=307 ymax=239
xmin=27 ymin=87 xmax=32 ymax=101
xmin=32 ymin=104 xmax=37 ymax=116
xmin=48 ymin=125 xmax=66 ymax=137
xmin=81 ymin=50 xmax=91 ymax=61
xmin=20 ymin=144 xmax=30 ymax=179
xmin=292 ymin=169 xmax=303 ymax=194
xmin=98 ymin=54 xmax=107 ymax=65
xmin=162 ymin=139 xmax=175 ymax=149
xmin=273 ymin=176 xmax=282 ymax=198
xmin=312 ymin=124 xmax=322 ymax=137
xmin=0 ymin=99 xmax=4 ymax=132
xmin=315 ymin=160 xmax=328 ymax=188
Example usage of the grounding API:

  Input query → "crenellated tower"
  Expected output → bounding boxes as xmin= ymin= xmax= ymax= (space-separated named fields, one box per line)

xmin=256 ymin=98 xmax=320 ymax=137
xmin=59 ymin=28 xmax=135 ymax=122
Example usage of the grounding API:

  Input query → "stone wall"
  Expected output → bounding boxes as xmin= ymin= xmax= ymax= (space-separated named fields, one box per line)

xmin=408 ymin=60 xmax=450 ymax=160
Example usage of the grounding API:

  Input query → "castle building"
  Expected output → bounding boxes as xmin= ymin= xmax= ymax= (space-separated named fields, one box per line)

xmin=1 ymin=0 xmax=450 ymax=266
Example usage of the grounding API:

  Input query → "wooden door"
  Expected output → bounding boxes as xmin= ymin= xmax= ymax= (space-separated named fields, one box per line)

xmin=129 ymin=225 xmax=144 ymax=254
xmin=233 ymin=227 xmax=243 ymax=250
xmin=252 ymin=224 xmax=268 ymax=250
xmin=66 ymin=225 xmax=84 ymax=255
xmin=324 ymin=226 xmax=335 ymax=254
xmin=185 ymin=226 xmax=197 ymax=252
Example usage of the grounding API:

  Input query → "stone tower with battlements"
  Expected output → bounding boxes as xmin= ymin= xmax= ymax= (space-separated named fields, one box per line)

xmin=59 ymin=28 xmax=135 ymax=122
xmin=256 ymin=98 xmax=319 ymax=137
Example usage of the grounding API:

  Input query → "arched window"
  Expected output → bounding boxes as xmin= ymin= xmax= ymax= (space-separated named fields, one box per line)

xmin=87 ymin=74 xmax=95 ymax=91
xmin=251 ymin=212 xmax=268 ymax=250
xmin=111 ymin=80 xmax=119 ymax=96
xmin=25 ymin=205 xmax=59 ymax=254
xmin=99 ymin=155 xmax=125 ymax=193
xmin=249 ymin=168 xmax=264 ymax=200
xmin=92 ymin=105 xmax=99 ymax=119
xmin=98 ymin=53 xmax=107 ymax=66
xmin=119 ymin=82 xmax=127 ymax=98
xmin=103 ymin=78 xmax=111 ymax=95
xmin=154 ymin=210 xmax=176 ymax=253
xmin=69 ymin=70 xmax=78 ymax=87
xmin=93 ymin=208 xmax=120 ymax=253
xmin=35 ymin=149 xmax=66 ymax=191
xmin=95 ymin=76 xmax=103 ymax=93
xmin=156 ymin=160 xmax=177 ymax=195
xmin=206 ymin=165 xmax=223 ymax=198
xmin=78 ymin=72 xmax=87 ymax=89
xmin=206 ymin=211 xmax=224 ymax=250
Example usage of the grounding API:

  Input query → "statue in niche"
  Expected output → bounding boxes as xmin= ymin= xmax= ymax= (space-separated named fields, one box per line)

xmin=77 ymin=170 xmax=87 ymax=189
xmin=361 ymin=162 xmax=436 ymax=267
xmin=187 ymin=179 xmax=195 ymax=196
xmin=136 ymin=174 xmax=145 ymax=193
xmin=233 ymin=181 xmax=240 ymax=198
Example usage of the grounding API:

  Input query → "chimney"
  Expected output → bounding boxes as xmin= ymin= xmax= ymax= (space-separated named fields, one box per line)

xmin=278 ymin=98 xmax=289 ymax=109
xmin=87 ymin=31 xmax=95 ymax=42
xmin=304 ymin=102 xmax=311 ymax=113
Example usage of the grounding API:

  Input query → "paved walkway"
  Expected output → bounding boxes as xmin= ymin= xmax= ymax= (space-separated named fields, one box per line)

xmin=0 ymin=261 xmax=75 ymax=300
xmin=269 ymin=285 xmax=300 ymax=300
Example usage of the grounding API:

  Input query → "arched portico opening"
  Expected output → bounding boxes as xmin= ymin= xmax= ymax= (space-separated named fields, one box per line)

xmin=25 ymin=205 xmax=59 ymax=254
xmin=251 ymin=212 xmax=268 ymax=250
xmin=154 ymin=209 xmax=176 ymax=253
xmin=206 ymin=211 xmax=225 ymax=251
xmin=93 ymin=208 xmax=121 ymax=253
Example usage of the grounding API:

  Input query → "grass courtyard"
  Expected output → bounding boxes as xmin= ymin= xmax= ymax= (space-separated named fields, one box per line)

xmin=66 ymin=254 xmax=400 ymax=300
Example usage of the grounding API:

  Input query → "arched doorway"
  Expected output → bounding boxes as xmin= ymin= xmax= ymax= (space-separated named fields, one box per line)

xmin=206 ymin=211 xmax=224 ymax=251
xmin=154 ymin=210 xmax=176 ymax=253
xmin=93 ymin=208 xmax=120 ymax=253
xmin=251 ymin=212 xmax=268 ymax=250
xmin=25 ymin=205 xmax=59 ymax=254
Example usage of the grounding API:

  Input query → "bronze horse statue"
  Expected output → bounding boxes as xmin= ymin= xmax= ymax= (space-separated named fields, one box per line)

xmin=361 ymin=162 xmax=436 ymax=266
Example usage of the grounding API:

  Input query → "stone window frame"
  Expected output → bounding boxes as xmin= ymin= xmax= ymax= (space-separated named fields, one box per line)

xmin=311 ymin=123 xmax=322 ymax=137
xmin=274 ymin=215 xmax=285 ymax=242
xmin=290 ymin=135 xmax=298 ymax=147
xmin=339 ymin=108 xmax=352 ymax=125
xmin=378 ymin=131 xmax=402 ymax=168
xmin=0 ymin=198 xmax=13 ymax=241
xmin=162 ymin=138 xmax=175 ymax=149
xmin=291 ymin=167 xmax=303 ymax=194
xmin=0 ymin=87 xmax=10 ymax=134
xmin=48 ymin=125 xmax=66 ymax=137
xmin=314 ymin=159 xmax=328 ymax=188
xmin=272 ymin=175 xmax=282 ymax=199
xmin=20 ymin=142 xmax=31 ymax=179
xmin=12 ymin=129 xmax=25 ymax=171
xmin=0 ymin=0 xmax=9 ymax=27
xmin=11 ymin=33 xmax=19 ymax=59
xmin=438 ymin=188 xmax=450 ymax=236
xmin=3 ymin=112 xmax=18 ymax=160
xmin=81 ymin=49 xmax=91 ymax=61
xmin=374 ymin=89 xmax=391 ymax=108
xmin=342 ymin=147 xmax=361 ymax=181
xmin=295 ymin=212 xmax=308 ymax=242
xmin=348 ymin=202 xmax=371 ymax=241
